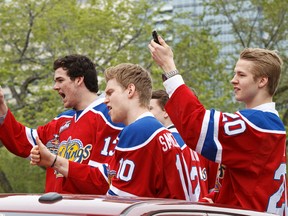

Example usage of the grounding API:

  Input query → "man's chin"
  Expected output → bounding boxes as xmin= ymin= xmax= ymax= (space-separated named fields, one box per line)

xmin=111 ymin=117 xmax=117 ymax=123
xmin=111 ymin=117 xmax=121 ymax=124
xmin=235 ymin=97 xmax=244 ymax=103
xmin=63 ymin=103 xmax=72 ymax=109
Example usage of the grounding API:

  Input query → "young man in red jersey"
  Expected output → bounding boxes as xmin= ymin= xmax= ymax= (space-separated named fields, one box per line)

xmin=0 ymin=55 xmax=123 ymax=194
xmin=148 ymin=36 xmax=287 ymax=215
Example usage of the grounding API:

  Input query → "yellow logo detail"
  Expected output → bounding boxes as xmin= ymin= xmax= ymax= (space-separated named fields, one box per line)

xmin=58 ymin=136 xmax=92 ymax=163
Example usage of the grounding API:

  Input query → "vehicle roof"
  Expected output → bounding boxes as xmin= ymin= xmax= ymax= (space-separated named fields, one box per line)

xmin=0 ymin=193 xmax=276 ymax=216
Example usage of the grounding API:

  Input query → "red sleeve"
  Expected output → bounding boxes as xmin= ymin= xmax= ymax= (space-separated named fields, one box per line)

xmin=0 ymin=109 xmax=33 ymax=157
xmin=0 ymin=109 xmax=57 ymax=158
xmin=62 ymin=160 xmax=109 ymax=194
xmin=165 ymin=85 xmax=204 ymax=151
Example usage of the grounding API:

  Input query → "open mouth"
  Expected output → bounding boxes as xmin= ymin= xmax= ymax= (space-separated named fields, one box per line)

xmin=59 ymin=92 xmax=66 ymax=99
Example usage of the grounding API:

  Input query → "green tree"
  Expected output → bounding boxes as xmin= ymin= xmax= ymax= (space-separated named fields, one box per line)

xmin=147 ymin=8 xmax=231 ymax=111
xmin=0 ymin=0 xmax=159 ymax=124
xmin=0 ymin=0 xmax=224 ymax=192
xmin=0 ymin=0 xmax=158 ymax=192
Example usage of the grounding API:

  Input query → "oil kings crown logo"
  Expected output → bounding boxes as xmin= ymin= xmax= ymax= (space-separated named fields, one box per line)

xmin=45 ymin=120 xmax=92 ymax=177
xmin=57 ymin=136 xmax=92 ymax=163
xmin=46 ymin=135 xmax=92 ymax=178
xmin=46 ymin=135 xmax=92 ymax=163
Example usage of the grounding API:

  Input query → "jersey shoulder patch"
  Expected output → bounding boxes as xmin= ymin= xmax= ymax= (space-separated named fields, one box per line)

xmin=117 ymin=116 xmax=165 ymax=149
xmin=239 ymin=109 xmax=285 ymax=131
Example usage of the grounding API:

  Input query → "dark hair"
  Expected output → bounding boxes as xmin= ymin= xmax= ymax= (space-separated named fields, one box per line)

xmin=53 ymin=54 xmax=98 ymax=93
xmin=151 ymin=89 xmax=169 ymax=110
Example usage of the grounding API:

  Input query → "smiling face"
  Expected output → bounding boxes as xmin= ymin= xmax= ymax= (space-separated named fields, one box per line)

xmin=231 ymin=59 xmax=263 ymax=108
xmin=53 ymin=67 xmax=80 ymax=109
xmin=104 ymin=78 xmax=128 ymax=125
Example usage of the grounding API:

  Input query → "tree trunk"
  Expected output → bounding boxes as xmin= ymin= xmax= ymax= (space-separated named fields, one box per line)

xmin=0 ymin=167 xmax=14 ymax=193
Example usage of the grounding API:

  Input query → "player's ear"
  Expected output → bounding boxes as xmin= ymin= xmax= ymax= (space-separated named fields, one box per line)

xmin=258 ymin=76 xmax=268 ymax=88
xmin=75 ymin=76 xmax=84 ymax=86
xmin=163 ymin=109 xmax=169 ymax=119
xmin=127 ymin=83 xmax=136 ymax=97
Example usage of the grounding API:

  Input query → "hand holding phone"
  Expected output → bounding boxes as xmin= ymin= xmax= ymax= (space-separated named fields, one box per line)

xmin=152 ymin=30 xmax=160 ymax=45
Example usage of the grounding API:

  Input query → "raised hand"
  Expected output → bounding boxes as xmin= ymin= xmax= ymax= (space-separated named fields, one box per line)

xmin=0 ymin=86 xmax=8 ymax=117
xmin=30 ymin=137 xmax=56 ymax=168
xmin=148 ymin=36 xmax=176 ymax=73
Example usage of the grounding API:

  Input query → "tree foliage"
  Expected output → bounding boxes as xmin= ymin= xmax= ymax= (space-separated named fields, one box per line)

xmin=0 ymin=0 xmax=160 ymax=192
xmin=148 ymin=10 xmax=231 ymax=111
xmin=0 ymin=0 xmax=160 ymax=122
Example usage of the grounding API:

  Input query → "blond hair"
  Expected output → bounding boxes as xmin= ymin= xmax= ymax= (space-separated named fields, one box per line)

xmin=104 ymin=63 xmax=152 ymax=107
xmin=240 ymin=48 xmax=283 ymax=96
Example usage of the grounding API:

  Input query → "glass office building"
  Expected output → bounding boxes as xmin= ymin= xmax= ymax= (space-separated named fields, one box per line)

xmin=153 ymin=0 xmax=256 ymax=67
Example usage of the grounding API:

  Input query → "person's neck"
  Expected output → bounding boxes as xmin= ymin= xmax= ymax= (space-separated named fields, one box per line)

xmin=163 ymin=119 xmax=174 ymax=128
xmin=75 ymin=92 xmax=98 ymax=110
xmin=245 ymin=97 xmax=272 ymax=109
xmin=126 ymin=107 xmax=149 ymax=125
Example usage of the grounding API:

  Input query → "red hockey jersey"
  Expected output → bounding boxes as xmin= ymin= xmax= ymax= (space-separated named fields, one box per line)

xmin=0 ymin=97 xmax=123 ymax=193
xmin=164 ymin=77 xmax=287 ymax=215
xmin=106 ymin=113 xmax=191 ymax=200
xmin=168 ymin=125 xmax=218 ymax=201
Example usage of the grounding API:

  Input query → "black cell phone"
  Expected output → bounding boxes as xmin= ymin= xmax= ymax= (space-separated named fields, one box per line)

xmin=152 ymin=30 xmax=160 ymax=45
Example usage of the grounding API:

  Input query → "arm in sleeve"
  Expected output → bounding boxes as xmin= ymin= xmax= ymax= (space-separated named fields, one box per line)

xmin=62 ymin=160 xmax=109 ymax=194
xmin=0 ymin=109 xmax=36 ymax=157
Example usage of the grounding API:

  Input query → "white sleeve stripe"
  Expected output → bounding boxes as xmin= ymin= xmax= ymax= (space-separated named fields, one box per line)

xmin=88 ymin=160 xmax=105 ymax=167
xmin=88 ymin=160 xmax=109 ymax=183
xmin=25 ymin=127 xmax=38 ymax=147
xmin=213 ymin=111 xmax=222 ymax=163
xmin=195 ymin=110 xmax=210 ymax=153
xmin=196 ymin=110 xmax=222 ymax=163
xmin=108 ymin=184 xmax=137 ymax=197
